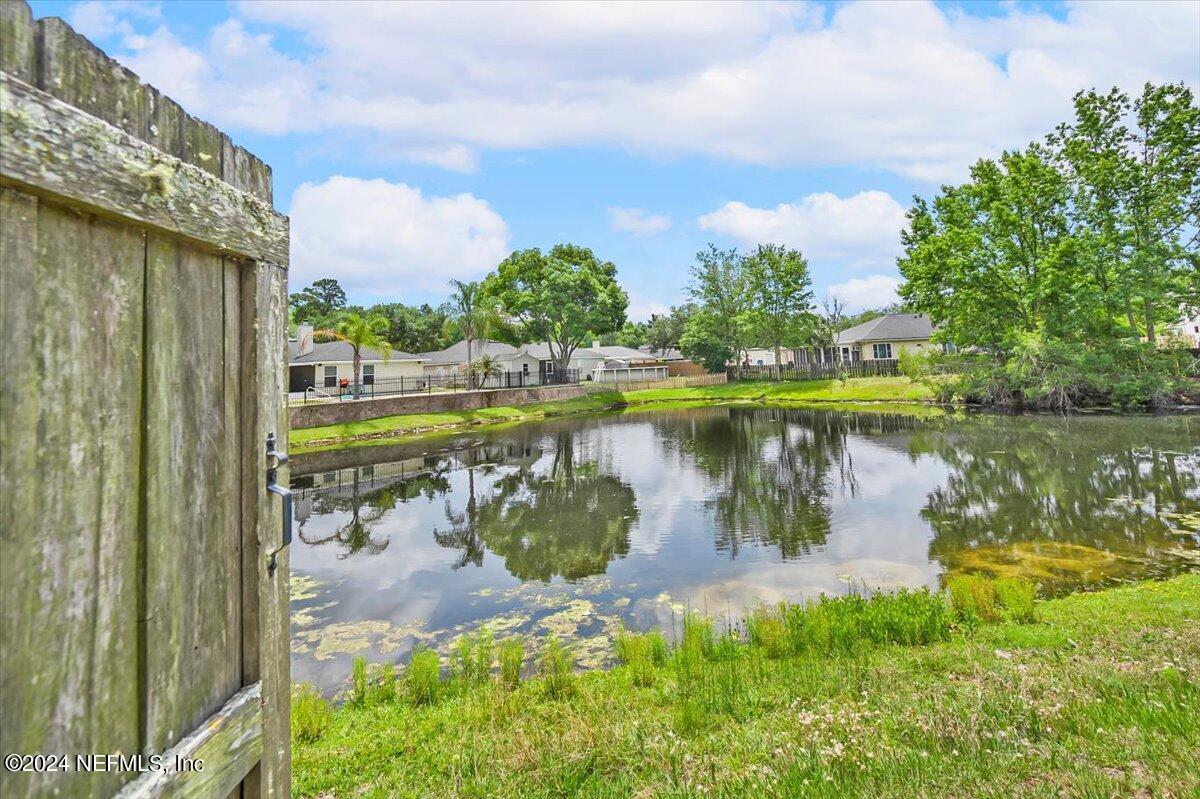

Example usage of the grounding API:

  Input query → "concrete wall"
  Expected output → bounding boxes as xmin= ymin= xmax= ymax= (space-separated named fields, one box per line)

xmin=290 ymin=383 xmax=589 ymax=429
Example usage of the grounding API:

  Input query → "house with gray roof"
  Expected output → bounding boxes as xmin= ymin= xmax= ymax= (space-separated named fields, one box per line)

xmin=288 ymin=323 xmax=427 ymax=394
xmin=794 ymin=312 xmax=941 ymax=364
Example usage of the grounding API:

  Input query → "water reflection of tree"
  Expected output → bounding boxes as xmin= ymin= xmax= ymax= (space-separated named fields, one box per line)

xmin=910 ymin=415 xmax=1200 ymax=567
xmin=657 ymin=407 xmax=927 ymax=560
xmin=300 ymin=464 xmax=451 ymax=558
xmin=434 ymin=432 xmax=637 ymax=581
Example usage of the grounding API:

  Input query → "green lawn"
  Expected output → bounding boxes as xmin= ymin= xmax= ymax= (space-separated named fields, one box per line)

xmin=290 ymin=377 xmax=936 ymax=451
xmin=292 ymin=574 xmax=1200 ymax=798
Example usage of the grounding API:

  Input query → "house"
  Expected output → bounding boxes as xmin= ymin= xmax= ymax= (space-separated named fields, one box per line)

xmin=525 ymin=341 xmax=671 ymax=382
xmin=796 ymin=313 xmax=940 ymax=364
xmin=1165 ymin=308 xmax=1200 ymax=348
xmin=288 ymin=324 xmax=427 ymax=394
xmin=419 ymin=339 xmax=543 ymax=384
xmin=742 ymin=347 xmax=794 ymax=367
xmin=639 ymin=345 xmax=707 ymax=375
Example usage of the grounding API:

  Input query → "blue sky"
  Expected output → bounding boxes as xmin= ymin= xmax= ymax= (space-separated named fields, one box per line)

xmin=29 ymin=1 xmax=1200 ymax=319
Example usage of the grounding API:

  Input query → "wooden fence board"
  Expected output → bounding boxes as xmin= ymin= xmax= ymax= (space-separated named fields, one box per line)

xmin=239 ymin=261 xmax=291 ymax=798
xmin=0 ymin=193 xmax=144 ymax=798
xmin=143 ymin=236 xmax=242 ymax=754
xmin=0 ymin=72 xmax=289 ymax=264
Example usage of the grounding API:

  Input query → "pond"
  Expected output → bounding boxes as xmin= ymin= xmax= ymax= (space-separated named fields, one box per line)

xmin=288 ymin=405 xmax=1200 ymax=692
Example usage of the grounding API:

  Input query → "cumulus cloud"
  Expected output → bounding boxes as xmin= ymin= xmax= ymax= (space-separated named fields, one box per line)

xmin=697 ymin=191 xmax=906 ymax=266
xmin=86 ymin=0 xmax=1199 ymax=180
xmin=827 ymin=275 xmax=903 ymax=310
xmin=288 ymin=177 xmax=510 ymax=299
xmin=608 ymin=207 xmax=672 ymax=235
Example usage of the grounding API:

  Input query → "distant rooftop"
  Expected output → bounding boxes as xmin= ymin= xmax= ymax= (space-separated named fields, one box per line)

xmin=419 ymin=339 xmax=523 ymax=364
xmin=835 ymin=313 xmax=934 ymax=344
xmin=288 ymin=340 xmax=424 ymax=364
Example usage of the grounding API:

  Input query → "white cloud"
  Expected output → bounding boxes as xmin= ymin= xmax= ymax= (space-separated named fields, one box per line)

xmin=69 ymin=0 xmax=160 ymax=40
xmin=87 ymin=1 xmax=1199 ymax=180
xmin=395 ymin=144 xmax=480 ymax=173
xmin=288 ymin=177 xmax=510 ymax=299
xmin=827 ymin=275 xmax=902 ymax=310
xmin=608 ymin=207 xmax=672 ymax=235
xmin=697 ymin=191 xmax=906 ymax=266
xmin=625 ymin=291 xmax=671 ymax=323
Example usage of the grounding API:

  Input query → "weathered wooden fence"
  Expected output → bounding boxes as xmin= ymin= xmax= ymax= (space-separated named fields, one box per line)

xmin=1 ymin=2 xmax=290 ymax=797
xmin=732 ymin=359 xmax=901 ymax=382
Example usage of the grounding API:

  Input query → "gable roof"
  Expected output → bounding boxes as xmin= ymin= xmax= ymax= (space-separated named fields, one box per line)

xmin=288 ymin=340 xmax=424 ymax=364
xmin=419 ymin=339 xmax=526 ymax=364
xmin=520 ymin=343 xmax=662 ymax=359
xmin=835 ymin=313 xmax=934 ymax=345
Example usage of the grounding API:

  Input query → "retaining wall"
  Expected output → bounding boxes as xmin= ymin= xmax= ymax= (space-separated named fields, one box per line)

xmin=289 ymin=383 xmax=589 ymax=429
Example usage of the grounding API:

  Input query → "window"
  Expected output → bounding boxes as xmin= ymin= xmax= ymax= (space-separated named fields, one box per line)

xmin=323 ymin=365 xmax=337 ymax=387
xmin=362 ymin=364 xmax=375 ymax=385
xmin=841 ymin=347 xmax=850 ymax=361
xmin=942 ymin=341 xmax=958 ymax=354
xmin=522 ymin=362 xmax=529 ymax=374
xmin=872 ymin=343 xmax=893 ymax=359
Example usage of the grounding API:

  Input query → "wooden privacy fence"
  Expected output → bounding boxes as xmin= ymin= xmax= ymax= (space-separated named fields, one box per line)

xmin=1 ymin=3 xmax=290 ymax=797
xmin=733 ymin=359 xmax=902 ymax=382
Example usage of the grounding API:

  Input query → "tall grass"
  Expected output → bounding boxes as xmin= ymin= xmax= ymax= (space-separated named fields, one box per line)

xmin=299 ymin=580 xmax=1028 ymax=729
xmin=292 ymin=684 xmax=332 ymax=743
xmin=948 ymin=574 xmax=1038 ymax=626
xmin=499 ymin=637 xmax=525 ymax=689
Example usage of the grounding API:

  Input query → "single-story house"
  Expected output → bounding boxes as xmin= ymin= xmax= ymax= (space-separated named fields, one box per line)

xmin=419 ymin=339 xmax=543 ymax=384
xmin=743 ymin=347 xmax=794 ymax=367
xmin=796 ymin=313 xmax=941 ymax=364
xmin=505 ymin=341 xmax=673 ymax=382
xmin=1166 ymin=308 xmax=1200 ymax=348
xmin=288 ymin=324 xmax=426 ymax=393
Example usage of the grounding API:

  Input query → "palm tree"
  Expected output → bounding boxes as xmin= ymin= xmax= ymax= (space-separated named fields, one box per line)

xmin=471 ymin=354 xmax=502 ymax=388
xmin=316 ymin=312 xmax=392 ymax=398
xmin=447 ymin=279 xmax=497 ymax=390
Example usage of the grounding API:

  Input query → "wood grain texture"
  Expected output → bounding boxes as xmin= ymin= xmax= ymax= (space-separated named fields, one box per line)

xmin=0 ymin=1 xmax=273 ymax=202
xmin=239 ymin=261 xmax=291 ymax=798
xmin=1 ymin=72 xmax=288 ymax=264
xmin=0 ymin=189 xmax=144 ymax=798
xmin=0 ymin=0 xmax=35 ymax=82
xmin=143 ymin=235 xmax=243 ymax=755
xmin=113 ymin=682 xmax=263 ymax=799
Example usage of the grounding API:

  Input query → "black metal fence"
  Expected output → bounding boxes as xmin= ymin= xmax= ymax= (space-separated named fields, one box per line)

xmin=731 ymin=359 xmax=901 ymax=382
xmin=301 ymin=368 xmax=581 ymax=402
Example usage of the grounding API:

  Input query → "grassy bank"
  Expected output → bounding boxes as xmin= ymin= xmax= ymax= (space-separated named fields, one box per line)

xmin=290 ymin=377 xmax=936 ymax=452
xmin=292 ymin=574 xmax=1200 ymax=798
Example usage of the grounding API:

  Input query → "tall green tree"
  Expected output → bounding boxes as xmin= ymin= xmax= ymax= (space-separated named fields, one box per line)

xmin=366 ymin=302 xmax=454 ymax=354
xmin=290 ymin=278 xmax=347 ymax=325
xmin=483 ymin=244 xmax=628 ymax=373
xmin=1055 ymin=83 xmax=1200 ymax=341
xmin=446 ymin=279 xmax=498 ymax=390
xmin=316 ymin=312 xmax=392 ymax=398
xmin=645 ymin=305 xmax=692 ymax=354
xmin=899 ymin=145 xmax=1073 ymax=350
xmin=740 ymin=244 xmax=816 ymax=373
xmin=685 ymin=245 xmax=747 ymax=363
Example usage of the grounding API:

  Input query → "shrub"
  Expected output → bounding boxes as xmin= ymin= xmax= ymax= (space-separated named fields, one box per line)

xmin=538 ymin=636 xmax=575 ymax=698
xmin=292 ymin=684 xmax=332 ymax=743
xmin=747 ymin=606 xmax=789 ymax=659
xmin=371 ymin=662 xmax=397 ymax=704
xmin=407 ymin=647 xmax=441 ymax=705
xmin=947 ymin=573 xmax=1001 ymax=627
xmin=498 ymin=637 xmax=525 ymax=689
xmin=994 ymin=577 xmax=1038 ymax=623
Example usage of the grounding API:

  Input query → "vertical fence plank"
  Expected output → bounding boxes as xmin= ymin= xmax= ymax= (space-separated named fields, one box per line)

xmin=143 ymin=235 xmax=242 ymax=753
xmin=0 ymin=193 xmax=144 ymax=798
xmin=240 ymin=260 xmax=290 ymax=798
xmin=0 ymin=0 xmax=35 ymax=81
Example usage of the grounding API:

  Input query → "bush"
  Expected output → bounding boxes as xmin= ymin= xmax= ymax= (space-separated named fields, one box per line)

xmin=292 ymin=684 xmax=332 ymax=743
xmin=407 ymin=647 xmax=441 ymax=705
xmin=948 ymin=574 xmax=1038 ymax=625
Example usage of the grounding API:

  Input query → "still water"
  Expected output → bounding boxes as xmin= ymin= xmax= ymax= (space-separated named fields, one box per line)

xmin=289 ymin=406 xmax=1199 ymax=692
